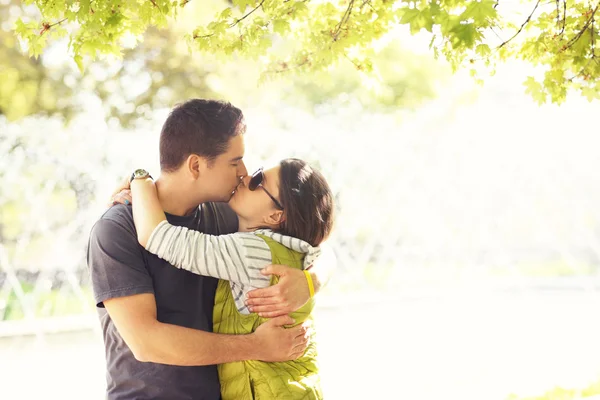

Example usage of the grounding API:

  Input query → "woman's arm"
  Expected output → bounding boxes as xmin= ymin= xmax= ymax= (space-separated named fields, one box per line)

xmin=130 ymin=178 xmax=167 ymax=247
xmin=130 ymin=178 xmax=271 ymax=287
xmin=144 ymin=222 xmax=272 ymax=289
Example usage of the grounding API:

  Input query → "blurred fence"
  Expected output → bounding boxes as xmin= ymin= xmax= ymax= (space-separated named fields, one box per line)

xmin=2 ymin=66 xmax=600 ymax=340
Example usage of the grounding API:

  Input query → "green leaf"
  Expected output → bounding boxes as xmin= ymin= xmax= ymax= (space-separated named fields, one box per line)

xmin=581 ymin=86 xmax=599 ymax=102
xmin=290 ymin=1 xmax=309 ymax=18
xmin=571 ymin=28 xmax=592 ymax=55
xmin=428 ymin=34 xmax=436 ymax=49
xmin=399 ymin=8 xmax=421 ymax=25
xmin=449 ymin=22 xmax=481 ymax=48
xmin=545 ymin=68 xmax=564 ymax=84
xmin=273 ymin=19 xmax=290 ymax=35
xmin=475 ymin=43 xmax=491 ymax=57
xmin=434 ymin=10 xmax=455 ymax=33
xmin=220 ymin=7 xmax=233 ymax=19
xmin=106 ymin=14 xmax=124 ymax=27
xmin=462 ymin=0 xmax=497 ymax=24
xmin=232 ymin=0 xmax=254 ymax=12
xmin=523 ymin=76 xmax=546 ymax=105
xmin=73 ymin=55 xmax=84 ymax=73
xmin=14 ymin=18 xmax=27 ymax=36
xmin=80 ymin=41 xmax=97 ymax=57
xmin=262 ymin=0 xmax=280 ymax=13
xmin=398 ymin=7 xmax=434 ymax=34
xmin=214 ymin=21 xmax=228 ymax=34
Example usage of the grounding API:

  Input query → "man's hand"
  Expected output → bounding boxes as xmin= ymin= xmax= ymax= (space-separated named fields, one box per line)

xmin=252 ymin=315 xmax=309 ymax=362
xmin=245 ymin=265 xmax=312 ymax=318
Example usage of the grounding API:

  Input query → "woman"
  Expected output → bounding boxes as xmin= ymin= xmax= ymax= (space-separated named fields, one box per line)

xmin=125 ymin=158 xmax=334 ymax=400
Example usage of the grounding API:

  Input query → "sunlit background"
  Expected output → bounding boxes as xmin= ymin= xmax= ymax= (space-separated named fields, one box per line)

xmin=2 ymin=1 xmax=600 ymax=399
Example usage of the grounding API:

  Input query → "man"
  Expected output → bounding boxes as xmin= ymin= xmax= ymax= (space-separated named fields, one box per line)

xmin=87 ymin=99 xmax=330 ymax=399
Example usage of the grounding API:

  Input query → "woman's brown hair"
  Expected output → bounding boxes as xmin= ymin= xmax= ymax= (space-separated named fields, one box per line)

xmin=275 ymin=158 xmax=334 ymax=247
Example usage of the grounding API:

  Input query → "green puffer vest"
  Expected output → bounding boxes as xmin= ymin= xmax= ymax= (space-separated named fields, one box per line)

xmin=213 ymin=234 xmax=322 ymax=400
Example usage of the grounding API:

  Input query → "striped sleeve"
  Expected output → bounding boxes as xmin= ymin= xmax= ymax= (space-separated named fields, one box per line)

xmin=145 ymin=220 xmax=270 ymax=287
xmin=237 ymin=233 xmax=273 ymax=285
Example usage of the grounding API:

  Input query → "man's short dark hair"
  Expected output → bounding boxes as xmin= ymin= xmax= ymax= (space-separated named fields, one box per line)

xmin=159 ymin=99 xmax=246 ymax=172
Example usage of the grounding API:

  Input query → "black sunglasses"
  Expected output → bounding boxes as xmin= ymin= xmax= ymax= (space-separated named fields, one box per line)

xmin=249 ymin=167 xmax=284 ymax=210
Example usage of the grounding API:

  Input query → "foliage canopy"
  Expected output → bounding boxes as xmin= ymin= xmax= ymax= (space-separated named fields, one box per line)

xmin=13 ymin=0 xmax=600 ymax=104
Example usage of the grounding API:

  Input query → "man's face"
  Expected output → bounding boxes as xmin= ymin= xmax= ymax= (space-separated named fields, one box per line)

xmin=200 ymin=134 xmax=247 ymax=202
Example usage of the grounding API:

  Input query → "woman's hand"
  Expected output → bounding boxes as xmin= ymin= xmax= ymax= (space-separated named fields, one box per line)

xmin=108 ymin=176 xmax=132 ymax=207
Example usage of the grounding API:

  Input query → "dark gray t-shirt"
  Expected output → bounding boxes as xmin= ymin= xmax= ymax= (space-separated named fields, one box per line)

xmin=87 ymin=202 xmax=238 ymax=400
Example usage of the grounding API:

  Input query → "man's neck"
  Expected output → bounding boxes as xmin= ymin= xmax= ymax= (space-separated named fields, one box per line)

xmin=155 ymin=175 xmax=202 ymax=217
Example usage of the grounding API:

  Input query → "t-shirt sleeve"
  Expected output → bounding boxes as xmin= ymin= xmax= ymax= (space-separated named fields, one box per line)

xmin=146 ymin=221 xmax=270 ymax=287
xmin=87 ymin=218 xmax=154 ymax=307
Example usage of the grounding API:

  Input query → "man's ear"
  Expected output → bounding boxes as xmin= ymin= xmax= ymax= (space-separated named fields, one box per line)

xmin=186 ymin=154 xmax=208 ymax=180
xmin=263 ymin=210 xmax=285 ymax=226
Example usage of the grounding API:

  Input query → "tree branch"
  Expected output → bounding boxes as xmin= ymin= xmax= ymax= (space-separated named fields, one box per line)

xmin=230 ymin=0 xmax=265 ymax=27
xmin=567 ymin=56 xmax=595 ymax=81
xmin=360 ymin=0 xmax=375 ymax=12
xmin=566 ymin=14 xmax=599 ymax=83
xmin=39 ymin=0 xmax=97 ymax=35
xmin=490 ymin=26 xmax=504 ymax=42
xmin=267 ymin=53 xmax=313 ymax=74
xmin=592 ymin=13 xmax=597 ymax=58
xmin=497 ymin=0 xmax=540 ymax=49
xmin=343 ymin=52 xmax=362 ymax=69
xmin=193 ymin=0 xmax=265 ymax=39
xmin=333 ymin=0 xmax=355 ymax=41
xmin=560 ymin=0 xmax=566 ymax=34
xmin=40 ymin=18 xmax=67 ymax=36
xmin=561 ymin=1 xmax=600 ymax=52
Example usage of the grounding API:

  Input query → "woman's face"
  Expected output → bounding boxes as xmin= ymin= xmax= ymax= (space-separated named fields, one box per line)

xmin=229 ymin=165 xmax=283 ymax=226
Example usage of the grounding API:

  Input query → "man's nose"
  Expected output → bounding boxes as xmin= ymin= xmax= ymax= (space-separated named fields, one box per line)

xmin=237 ymin=160 xmax=248 ymax=178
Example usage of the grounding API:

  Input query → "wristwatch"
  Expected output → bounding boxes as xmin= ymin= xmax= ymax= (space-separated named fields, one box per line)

xmin=130 ymin=168 xmax=153 ymax=183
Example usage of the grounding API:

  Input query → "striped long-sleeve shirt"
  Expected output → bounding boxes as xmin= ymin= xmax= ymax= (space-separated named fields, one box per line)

xmin=146 ymin=220 xmax=321 ymax=314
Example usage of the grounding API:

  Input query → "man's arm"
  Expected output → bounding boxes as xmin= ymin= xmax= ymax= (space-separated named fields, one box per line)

xmin=104 ymin=293 xmax=308 ymax=365
xmin=88 ymin=215 xmax=308 ymax=366
xmin=245 ymin=242 xmax=337 ymax=318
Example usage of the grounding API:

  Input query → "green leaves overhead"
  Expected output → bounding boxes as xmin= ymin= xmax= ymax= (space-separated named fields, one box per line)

xmin=11 ymin=0 xmax=600 ymax=104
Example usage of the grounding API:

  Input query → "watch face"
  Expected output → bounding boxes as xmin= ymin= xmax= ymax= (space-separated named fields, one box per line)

xmin=133 ymin=169 xmax=148 ymax=179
